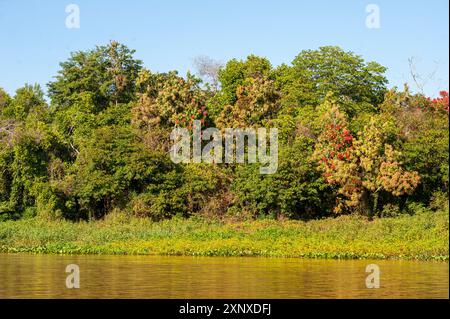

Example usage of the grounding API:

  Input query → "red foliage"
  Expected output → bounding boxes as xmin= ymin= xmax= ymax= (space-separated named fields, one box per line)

xmin=427 ymin=91 xmax=449 ymax=113
xmin=175 ymin=106 xmax=210 ymax=131
xmin=317 ymin=123 xmax=354 ymax=172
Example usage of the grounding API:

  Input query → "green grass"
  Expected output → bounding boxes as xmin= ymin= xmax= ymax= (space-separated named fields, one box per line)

xmin=0 ymin=209 xmax=448 ymax=260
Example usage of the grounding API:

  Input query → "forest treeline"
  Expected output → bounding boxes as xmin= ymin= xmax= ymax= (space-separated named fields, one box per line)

xmin=0 ymin=42 xmax=448 ymax=221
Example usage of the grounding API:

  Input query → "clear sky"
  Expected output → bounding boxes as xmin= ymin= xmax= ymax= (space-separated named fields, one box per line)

xmin=0 ymin=0 xmax=448 ymax=98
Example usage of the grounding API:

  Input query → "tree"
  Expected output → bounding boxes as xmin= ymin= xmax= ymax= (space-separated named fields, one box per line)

xmin=46 ymin=42 xmax=143 ymax=162
xmin=62 ymin=125 xmax=180 ymax=220
xmin=278 ymin=46 xmax=387 ymax=114
xmin=0 ymin=88 xmax=15 ymax=147
xmin=131 ymin=70 xmax=209 ymax=151
xmin=382 ymin=88 xmax=449 ymax=203
xmin=0 ymin=85 xmax=58 ymax=220
xmin=429 ymin=91 xmax=449 ymax=113
xmin=193 ymin=55 xmax=223 ymax=91
xmin=2 ymin=84 xmax=46 ymax=120
xmin=0 ymin=88 xmax=11 ymax=111
xmin=215 ymin=76 xmax=281 ymax=129
xmin=232 ymin=136 xmax=332 ymax=219
xmin=313 ymin=101 xmax=420 ymax=215
xmin=0 ymin=43 xmax=446 ymax=222
xmin=48 ymin=41 xmax=142 ymax=111
xmin=210 ymin=55 xmax=273 ymax=117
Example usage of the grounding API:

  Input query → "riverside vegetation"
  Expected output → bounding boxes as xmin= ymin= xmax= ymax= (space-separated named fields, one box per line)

xmin=0 ymin=208 xmax=448 ymax=260
xmin=0 ymin=42 xmax=448 ymax=260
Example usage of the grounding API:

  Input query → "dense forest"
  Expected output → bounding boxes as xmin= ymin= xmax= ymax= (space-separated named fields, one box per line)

xmin=0 ymin=42 xmax=448 ymax=222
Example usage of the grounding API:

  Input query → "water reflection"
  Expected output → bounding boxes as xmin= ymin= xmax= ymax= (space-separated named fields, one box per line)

xmin=0 ymin=254 xmax=448 ymax=298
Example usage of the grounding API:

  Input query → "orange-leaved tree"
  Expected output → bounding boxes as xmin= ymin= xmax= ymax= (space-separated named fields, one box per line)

xmin=313 ymin=100 xmax=420 ymax=215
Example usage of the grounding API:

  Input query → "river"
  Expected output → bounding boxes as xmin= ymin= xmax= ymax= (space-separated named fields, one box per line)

xmin=0 ymin=253 xmax=448 ymax=298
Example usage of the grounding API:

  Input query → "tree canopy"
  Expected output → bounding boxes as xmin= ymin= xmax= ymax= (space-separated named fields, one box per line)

xmin=0 ymin=42 xmax=447 ymax=221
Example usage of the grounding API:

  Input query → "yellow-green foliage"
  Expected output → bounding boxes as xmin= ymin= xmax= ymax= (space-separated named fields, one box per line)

xmin=0 ymin=209 xmax=447 ymax=260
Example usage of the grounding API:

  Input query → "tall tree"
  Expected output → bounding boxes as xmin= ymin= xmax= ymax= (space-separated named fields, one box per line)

xmin=278 ymin=46 xmax=387 ymax=114
xmin=48 ymin=41 xmax=142 ymax=111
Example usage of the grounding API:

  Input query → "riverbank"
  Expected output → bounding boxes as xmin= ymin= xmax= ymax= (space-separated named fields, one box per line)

xmin=0 ymin=209 xmax=448 ymax=260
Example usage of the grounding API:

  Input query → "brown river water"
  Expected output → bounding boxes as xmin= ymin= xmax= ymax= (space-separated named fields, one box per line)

xmin=0 ymin=253 xmax=448 ymax=298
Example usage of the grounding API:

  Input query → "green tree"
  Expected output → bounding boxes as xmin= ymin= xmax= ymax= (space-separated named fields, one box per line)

xmin=210 ymin=55 xmax=273 ymax=117
xmin=0 ymin=88 xmax=11 ymax=111
xmin=231 ymin=136 xmax=331 ymax=219
xmin=48 ymin=41 xmax=142 ymax=111
xmin=1 ymin=84 xmax=46 ymax=120
xmin=277 ymin=46 xmax=387 ymax=115
xmin=62 ymin=125 xmax=179 ymax=220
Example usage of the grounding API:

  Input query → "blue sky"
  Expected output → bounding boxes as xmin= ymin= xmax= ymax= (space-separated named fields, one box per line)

xmin=0 ymin=0 xmax=448 ymax=97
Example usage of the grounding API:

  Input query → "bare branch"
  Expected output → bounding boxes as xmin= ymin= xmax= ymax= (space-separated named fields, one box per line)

xmin=408 ymin=57 xmax=440 ymax=95
xmin=192 ymin=55 xmax=223 ymax=91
